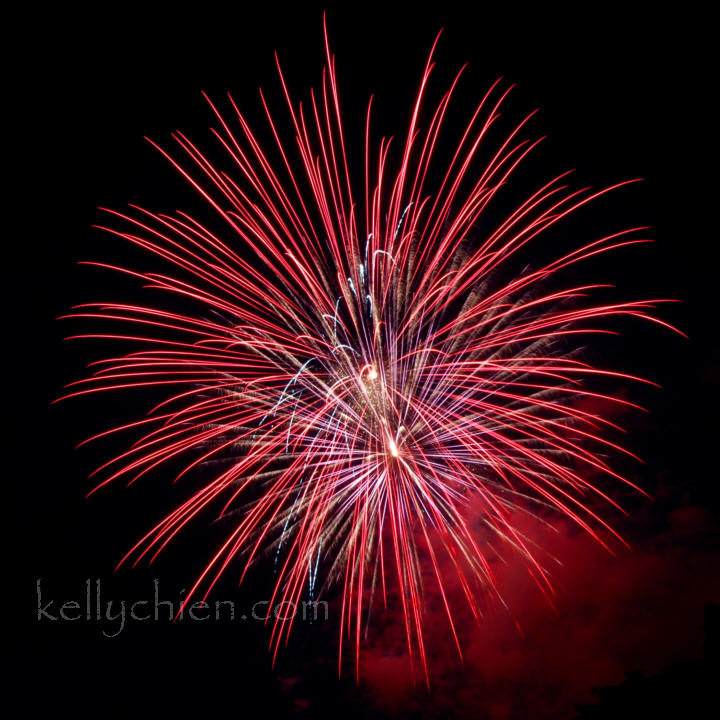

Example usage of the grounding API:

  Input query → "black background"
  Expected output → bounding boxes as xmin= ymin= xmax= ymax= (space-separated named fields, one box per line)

xmin=10 ymin=3 xmax=718 ymax=718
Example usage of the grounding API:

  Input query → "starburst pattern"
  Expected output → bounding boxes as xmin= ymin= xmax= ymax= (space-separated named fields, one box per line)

xmin=61 ymin=24 xmax=678 ymax=679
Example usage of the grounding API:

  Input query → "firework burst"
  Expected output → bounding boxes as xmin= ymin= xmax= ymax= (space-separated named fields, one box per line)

xmin=61 ymin=22 xmax=678 ymax=680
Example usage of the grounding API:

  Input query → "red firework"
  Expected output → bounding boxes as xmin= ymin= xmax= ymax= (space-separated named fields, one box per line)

xmin=60 ymin=22 xmax=679 ymax=681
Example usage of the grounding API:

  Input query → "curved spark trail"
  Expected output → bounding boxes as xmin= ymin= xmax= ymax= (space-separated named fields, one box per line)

xmin=61 ymin=23 xmax=679 ymax=681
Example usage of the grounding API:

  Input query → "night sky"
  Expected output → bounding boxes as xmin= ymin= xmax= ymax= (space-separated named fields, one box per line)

xmin=12 ymin=4 xmax=718 ymax=718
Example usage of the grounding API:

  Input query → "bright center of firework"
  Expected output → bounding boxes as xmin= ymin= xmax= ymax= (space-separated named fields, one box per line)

xmin=379 ymin=418 xmax=404 ymax=459
xmin=388 ymin=437 xmax=400 ymax=458
xmin=361 ymin=364 xmax=379 ymax=382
